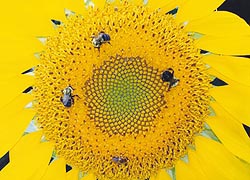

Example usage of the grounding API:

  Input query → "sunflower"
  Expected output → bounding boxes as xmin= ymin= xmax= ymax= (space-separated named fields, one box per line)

xmin=1 ymin=0 xmax=250 ymax=179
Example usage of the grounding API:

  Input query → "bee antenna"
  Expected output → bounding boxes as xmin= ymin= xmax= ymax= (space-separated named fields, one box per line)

xmin=69 ymin=85 xmax=74 ymax=90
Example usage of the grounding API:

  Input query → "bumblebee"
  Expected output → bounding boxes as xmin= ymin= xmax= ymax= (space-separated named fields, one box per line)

xmin=161 ymin=68 xmax=179 ymax=91
xmin=112 ymin=156 xmax=128 ymax=165
xmin=60 ymin=86 xmax=79 ymax=107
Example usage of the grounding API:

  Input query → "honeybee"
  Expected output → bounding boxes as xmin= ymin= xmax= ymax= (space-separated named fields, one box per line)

xmin=91 ymin=31 xmax=111 ymax=49
xmin=161 ymin=68 xmax=179 ymax=91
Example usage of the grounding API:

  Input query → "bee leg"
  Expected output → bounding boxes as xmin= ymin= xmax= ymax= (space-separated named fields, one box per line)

xmin=167 ymin=82 xmax=172 ymax=91
xmin=97 ymin=47 xmax=101 ymax=57
xmin=73 ymin=94 xmax=80 ymax=99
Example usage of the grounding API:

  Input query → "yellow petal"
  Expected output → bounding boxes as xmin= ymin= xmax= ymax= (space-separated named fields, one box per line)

xmin=63 ymin=0 xmax=86 ymax=14
xmin=150 ymin=169 xmax=171 ymax=180
xmin=42 ymin=158 xmax=66 ymax=180
xmin=0 ymin=37 xmax=40 ymax=62
xmin=0 ymin=36 xmax=41 ymax=71
xmin=176 ymin=0 xmax=225 ymax=22
xmin=147 ymin=0 xmax=169 ymax=9
xmin=130 ymin=0 xmax=143 ymax=6
xmin=193 ymin=136 xmax=250 ymax=179
xmin=92 ymin=0 xmax=108 ymax=8
xmin=186 ymin=11 xmax=250 ymax=36
xmin=209 ymin=78 xmax=250 ymax=125
xmin=0 ymin=132 xmax=53 ymax=180
xmin=106 ymin=0 xmax=121 ymax=7
xmin=147 ymin=0 xmax=181 ymax=13
xmin=1 ymin=1 xmax=61 ymax=37
xmin=0 ymin=0 xmax=85 ymax=37
xmin=176 ymin=159 xmax=207 ymax=180
xmin=196 ymin=35 xmax=250 ymax=55
xmin=203 ymin=55 xmax=250 ymax=86
xmin=0 ymin=75 xmax=34 ymax=109
xmin=81 ymin=173 xmax=96 ymax=180
xmin=0 ymin=0 xmax=86 ymax=68
xmin=0 ymin=95 xmax=34 ymax=157
xmin=1 ymin=0 xmax=86 ymax=71
xmin=1 ymin=0 xmax=87 ymax=37
xmin=0 ymin=62 xmax=36 ymax=79
xmin=208 ymin=102 xmax=250 ymax=163
xmin=66 ymin=168 xmax=79 ymax=180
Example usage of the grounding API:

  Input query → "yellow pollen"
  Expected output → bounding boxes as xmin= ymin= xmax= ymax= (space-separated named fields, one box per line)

xmin=34 ymin=2 xmax=210 ymax=180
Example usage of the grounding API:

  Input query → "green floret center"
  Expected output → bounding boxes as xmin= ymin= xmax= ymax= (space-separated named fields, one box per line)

xmin=84 ymin=56 xmax=167 ymax=135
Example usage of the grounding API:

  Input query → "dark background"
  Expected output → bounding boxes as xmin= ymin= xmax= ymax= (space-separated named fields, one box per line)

xmin=219 ymin=0 xmax=250 ymax=24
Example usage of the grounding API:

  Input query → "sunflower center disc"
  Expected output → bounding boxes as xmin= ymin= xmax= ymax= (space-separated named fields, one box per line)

xmin=85 ymin=56 xmax=167 ymax=135
xmin=35 ymin=2 xmax=211 ymax=180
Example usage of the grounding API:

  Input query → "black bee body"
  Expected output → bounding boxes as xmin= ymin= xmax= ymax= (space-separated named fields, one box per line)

xmin=161 ymin=68 xmax=179 ymax=91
